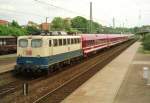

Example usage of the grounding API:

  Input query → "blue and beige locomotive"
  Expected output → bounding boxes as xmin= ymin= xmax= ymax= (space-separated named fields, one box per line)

xmin=15 ymin=35 xmax=82 ymax=74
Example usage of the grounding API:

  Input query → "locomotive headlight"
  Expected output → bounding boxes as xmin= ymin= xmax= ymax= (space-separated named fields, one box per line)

xmin=18 ymin=54 xmax=22 ymax=57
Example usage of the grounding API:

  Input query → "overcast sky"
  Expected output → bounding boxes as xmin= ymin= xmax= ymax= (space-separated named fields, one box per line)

xmin=0 ymin=0 xmax=150 ymax=27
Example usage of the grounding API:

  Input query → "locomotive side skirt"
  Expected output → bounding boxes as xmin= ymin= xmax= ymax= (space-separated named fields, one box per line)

xmin=15 ymin=49 xmax=82 ymax=72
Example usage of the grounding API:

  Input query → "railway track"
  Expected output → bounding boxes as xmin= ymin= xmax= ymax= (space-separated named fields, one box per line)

xmin=0 ymin=40 xmax=136 ymax=103
xmin=33 ymin=40 xmax=136 ymax=103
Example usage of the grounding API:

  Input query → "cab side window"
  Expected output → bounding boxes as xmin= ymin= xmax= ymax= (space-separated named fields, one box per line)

xmin=59 ymin=39 xmax=62 ymax=46
xmin=63 ymin=39 xmax=66 ymax=45
xmin=67 ymin=38 xmax=70 ymax=45
xmin=49 ymin=40 xmax=51 ymax=47
xmin=53 ymin=39 xmax=58 ymax=46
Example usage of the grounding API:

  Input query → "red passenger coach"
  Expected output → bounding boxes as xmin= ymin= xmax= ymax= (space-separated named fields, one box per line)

xmin=81 ymin=34 xmax=109 ymax=56
xmin=81 ymin=34 xmax=129 ymax=57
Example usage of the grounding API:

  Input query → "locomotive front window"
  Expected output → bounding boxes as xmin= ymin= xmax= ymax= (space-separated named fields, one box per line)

xmin=31 ymin=39 xmax=42 ymax=48
xmin=19 ymin=39 xmax=28 ymax=48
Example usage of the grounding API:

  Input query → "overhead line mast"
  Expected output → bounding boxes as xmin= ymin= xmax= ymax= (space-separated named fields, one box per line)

xmin=89 ymin=2 xmax=93 ymax=33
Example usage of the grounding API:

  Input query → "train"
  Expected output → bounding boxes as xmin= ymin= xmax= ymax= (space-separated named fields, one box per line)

xmin=0 ymin=36 xmax=17 ymax=55
xmin=14 ymin=34 xmax=134 ymax=74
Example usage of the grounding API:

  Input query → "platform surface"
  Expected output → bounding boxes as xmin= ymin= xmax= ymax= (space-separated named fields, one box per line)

xmin=0 ymin=63 xmax=15 ymax=74
xmin=0 ymin=54 xmax=16 ymax=74
xmin=113 ymin=48 xmax=150 ymax=103
xmin=62 ymin=42 xmax=140 ymax=103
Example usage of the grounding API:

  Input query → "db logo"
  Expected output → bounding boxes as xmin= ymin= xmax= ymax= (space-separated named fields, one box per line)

xmin=26 ymin=49 xmax=32 ymax=55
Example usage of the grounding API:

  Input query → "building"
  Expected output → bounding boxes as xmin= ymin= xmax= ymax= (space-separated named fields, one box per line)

xmin=27 ymin=21 xmax=40 ymax=29
xmin=40 ymin=22 xmax=51 ymax=31
xmin=0 ymin=20 xmax=9 ymax=25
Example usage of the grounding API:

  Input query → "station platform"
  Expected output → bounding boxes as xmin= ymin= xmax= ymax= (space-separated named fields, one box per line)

xmin=0 ymin=53 xmax=16 ymax=59
xmin=0 ymin=54 xmax=16 ymax=74
xmin=62 ymin=42 xmax=140 ymax=103
xmin=0 ymin=63 xmax=15 ymax=74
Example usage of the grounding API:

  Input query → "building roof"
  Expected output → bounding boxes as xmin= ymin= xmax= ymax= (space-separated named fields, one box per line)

xmin=0 ymin=20 xmax=8 ymax=24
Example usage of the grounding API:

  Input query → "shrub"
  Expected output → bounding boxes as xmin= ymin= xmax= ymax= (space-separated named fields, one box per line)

xmin=142 ymin=34 xmax=150 ymax=50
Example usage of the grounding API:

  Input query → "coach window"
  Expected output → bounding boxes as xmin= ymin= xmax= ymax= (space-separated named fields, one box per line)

xmin=63 ymin=39 xmax=66 ymax=45
xmin=31 ymin=39 xmax=42 ymax=48
xmin=67 ymin=38 xmax=70 ymax=45
xmin=53 ymin=39 xmax=58 ymax=46
xmin=59 ymin=39 xmax=62 ymax=46
xmin=49 ymin=40 xmax=51 ymax=47
xmin=19 ymin=39 xmax=28 ymax=48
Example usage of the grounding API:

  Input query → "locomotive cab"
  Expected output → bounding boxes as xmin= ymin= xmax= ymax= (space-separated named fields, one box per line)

xmin=15 ymin=36 xmax=50 ymax=74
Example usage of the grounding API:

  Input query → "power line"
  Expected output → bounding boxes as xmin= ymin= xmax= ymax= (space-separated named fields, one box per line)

xmin=34 ymin=0 xmax=87 ymax=17
xmin=0 ymin=8 xmax=50 ymax=18
xmin=34 ymin=0 xmax=104 ymax=23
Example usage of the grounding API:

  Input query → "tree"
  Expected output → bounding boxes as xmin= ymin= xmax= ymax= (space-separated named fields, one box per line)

xmin=89 ymin=21 xmax=102 ymax=33
xmin=71 ymin=16 xmax=88 ymax=33
xmin=26 ymin=26 xmax=40 ymax=35
xmin=0 ymin=25 xmax=9 ymax=35
xmin=51 ymin=17 xmax=64 ymax=31
xmin=63 ymin=18 xmax=71 ymax=32
xmin=0 ymin=20 xmax=29 ymax=36
xmin=11 ymin=20 xmax=20 ymax=28
xmin=142 ymin=34 xmax=150 ymax=50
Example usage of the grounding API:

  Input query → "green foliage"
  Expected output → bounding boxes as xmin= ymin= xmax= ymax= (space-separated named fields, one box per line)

xmin=11 ymin=20 xmax=20 ymax=28
xmin=71 ymin=16 xmax=88 ymax=33
xmin=0 ymin=16 xmax=136 ymax=36
xmin=0 ymin=25 xmax=9 ymax=35
xmin=51 ymin=17 xmax=64 ymax=31
xmin=133 ymin=27 xmax=140 ymax=34
xmin=67 ymin=28 xmax=81 ymax=34
xmin=0 ymin=25 xmax=27 ymax=36
xmin=87 ymin=21 xmax=102 ymax=33
xmin=0 ymin=20 xmax=42 ymax=36
xmin=8 ymin=26 xmax=27 ymax=36
xmin=63 ymin=19 xmax=71 ymax=32
xmin=142 ymin=34 xmax=150 ymax=50
xmin=26 ymin=26 xmax=40 ymax=35
xmin=99 ymin=26 xmax=134 ymax=34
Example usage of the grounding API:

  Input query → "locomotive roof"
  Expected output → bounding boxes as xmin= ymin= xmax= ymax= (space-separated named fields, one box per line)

xmin=18 ymin=35 xmax=81 ymax=39
xmin=18 ymin=34 xmax=133 ymax=40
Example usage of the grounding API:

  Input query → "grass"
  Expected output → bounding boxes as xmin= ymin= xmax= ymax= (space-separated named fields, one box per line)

xmin=138 ymin=46 xmax=150 ymax=54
